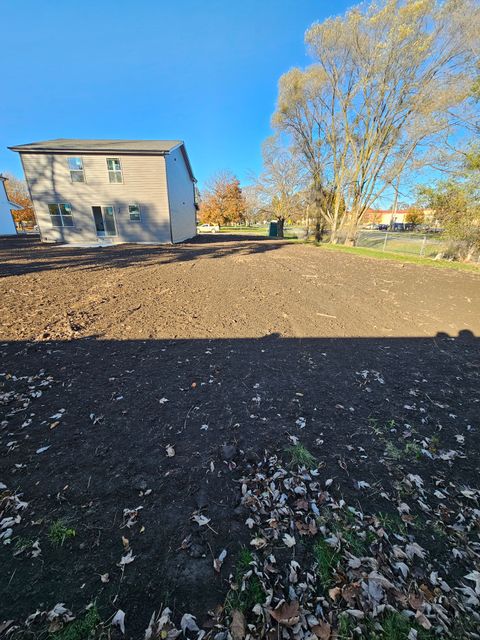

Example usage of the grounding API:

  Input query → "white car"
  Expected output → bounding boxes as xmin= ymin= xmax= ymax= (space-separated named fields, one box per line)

xmin=197 ymin=223 xmax=219 ymax=233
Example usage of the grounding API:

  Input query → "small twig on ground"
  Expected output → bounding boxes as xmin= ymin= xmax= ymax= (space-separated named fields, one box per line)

xmin=182 ymin=404 xmax=196 ymax=432
xmin=205 ymin=522 xmax=219 ymax=535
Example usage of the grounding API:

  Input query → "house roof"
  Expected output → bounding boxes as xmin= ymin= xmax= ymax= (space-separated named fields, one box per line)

xmin=9 ymin=138 xmax=196 ymax=181
xmin=9 ymin=138 xmax=183 ymax=153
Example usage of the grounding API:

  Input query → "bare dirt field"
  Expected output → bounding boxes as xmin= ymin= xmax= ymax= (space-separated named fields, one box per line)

xmin=1 ymin=236 xmax=479 ymax=639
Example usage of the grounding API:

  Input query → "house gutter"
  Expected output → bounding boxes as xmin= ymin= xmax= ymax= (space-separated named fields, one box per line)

xmin=165 ymin=152 xmax=174 ymax=244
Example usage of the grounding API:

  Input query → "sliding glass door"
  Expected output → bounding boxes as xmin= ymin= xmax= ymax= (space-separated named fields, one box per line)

xmin=92 ymin=206 xmax=117 ymax=237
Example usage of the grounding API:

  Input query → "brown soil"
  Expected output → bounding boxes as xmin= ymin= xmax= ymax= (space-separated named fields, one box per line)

xmin=1 ymin=236 xmax=479 ymax=342
xmin=0 ymin=236 xmax=479 ymax=637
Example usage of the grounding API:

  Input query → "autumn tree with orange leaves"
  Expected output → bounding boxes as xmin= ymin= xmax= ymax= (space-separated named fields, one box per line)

xmin=198 ymin=172 xmax=246 ymax=225
xmin=3 ymin=173 xmax=36 ymax=227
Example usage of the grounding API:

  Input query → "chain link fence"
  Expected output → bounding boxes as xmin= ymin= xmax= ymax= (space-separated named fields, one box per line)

xmin=218 ymin=225 xmax=480 ymax=262
xmin=356 ymin=230 xmax=449 ymax=258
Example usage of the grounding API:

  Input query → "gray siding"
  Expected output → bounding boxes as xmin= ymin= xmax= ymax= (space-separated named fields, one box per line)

xmin=166 ymin=147 xmax=197 ymax=243
xmin=21 ymin=153 xmax=171 ymax=244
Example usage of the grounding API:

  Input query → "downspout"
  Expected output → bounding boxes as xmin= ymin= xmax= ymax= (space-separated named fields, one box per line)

xmin=165 ymin=152 xmax=174 ymax=244
xmin=193 ymin=181 xmax=198 ymax=227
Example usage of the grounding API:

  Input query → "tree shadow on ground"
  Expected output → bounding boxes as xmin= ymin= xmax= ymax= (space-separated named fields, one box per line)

xmin=0 ymin=330 xmax=478 ymax=635
xmin=0 ymin=234 xmax=284 ymax=278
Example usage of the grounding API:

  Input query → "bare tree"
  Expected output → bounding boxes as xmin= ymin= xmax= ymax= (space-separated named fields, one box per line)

xmin=242 ymin=184 xmax=265 ymax=226
xmin=256 ymin=137 xmax=306 ymax=238
xmin=272 ymin=0 xmax=480 ymax=244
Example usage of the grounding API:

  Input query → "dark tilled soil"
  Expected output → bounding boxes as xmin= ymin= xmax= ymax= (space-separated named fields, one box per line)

xmin=0 ymin=236 xmax=479 ymax=636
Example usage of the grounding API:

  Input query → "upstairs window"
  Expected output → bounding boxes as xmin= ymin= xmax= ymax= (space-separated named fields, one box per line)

xmin=48 ymin=203 xmax=74 ymax=227
xmin=128 ymin=204 xmax=141 ymax=221
xmin=107 ymin=158 xmax=123 ymax=183
xmin=68 ymin=157 xmax=85 ymax=182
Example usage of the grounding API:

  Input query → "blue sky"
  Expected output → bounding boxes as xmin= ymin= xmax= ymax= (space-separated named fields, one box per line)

xmin=0 ymin=0 xmax=354 ymax=190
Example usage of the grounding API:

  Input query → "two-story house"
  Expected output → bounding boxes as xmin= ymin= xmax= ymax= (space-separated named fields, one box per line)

xmin=9 ymin=139 xmax=197 ymax=245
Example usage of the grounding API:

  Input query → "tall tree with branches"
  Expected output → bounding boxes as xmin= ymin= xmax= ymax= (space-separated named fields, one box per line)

xmin=272 ymin=0 xmax=480 ymax=244
xmin=256 ymin=137 xmax=306 ymax=238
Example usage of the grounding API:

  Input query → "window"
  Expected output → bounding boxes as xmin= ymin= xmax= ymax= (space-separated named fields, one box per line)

xmin=48 ymin=203 xmax=74 ymax=227
xmin=107 ymin=158 xmax=123 ymax=183
xmin=129 ymin=204 xmax=141 ymax=221
xmin=68 ymin=157 xmax=85 ymax=182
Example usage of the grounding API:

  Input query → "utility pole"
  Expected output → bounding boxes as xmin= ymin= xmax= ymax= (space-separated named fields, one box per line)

xmin=390 ymin=176 xmax=400 ymax=230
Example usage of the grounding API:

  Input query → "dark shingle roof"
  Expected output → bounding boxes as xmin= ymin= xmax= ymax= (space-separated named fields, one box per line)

xmin=9 ymin=138 xmax=182 ymax=153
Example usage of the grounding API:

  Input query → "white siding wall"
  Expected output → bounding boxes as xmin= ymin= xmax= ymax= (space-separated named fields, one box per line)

xmin=21 ymin=153 xmax=171 ymax=244
xmin=165 ymin=147 xmax=197 ymax=243
xmin=0 ymin=181 xmax=17 ymax=235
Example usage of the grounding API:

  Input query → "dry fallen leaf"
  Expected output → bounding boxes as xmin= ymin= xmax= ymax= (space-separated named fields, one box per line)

xmin=328 ymin=586 xmax=341 ymax=601
xmin=415 ymin=611 xmax=432 ymax=630
xmin=47 ymin=603 xmax=71 ymax=621
xmin=36 ymin=446 xmax=50 ymax=454
xmin=230 ymin=609 xmax=246 ymax=640
xmin=269 ymin=600 xmax=300 ymax=627
xmin=180 ymin=613 xmax=199 ymax=634
xmin=408 ymin=593 xmax=425 ymax=611
xmin=112 ymin=609 xmax=125 ymax=635
xmin=118 ymin=550 xmax=135 ymax=566
xmin=48 ymin=619 xmax=64 ymax=633
xmin=311 ymin=621 xmax=332 ymax=639
xmin=213 ymin=548 xmax=227 ymax=573
xmin=282 ymin=533 xmax=296 ymax=547
xmin=250 ymin=537 xmax=268 ymax=549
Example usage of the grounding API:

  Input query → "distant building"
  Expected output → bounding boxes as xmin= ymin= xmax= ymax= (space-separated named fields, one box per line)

xmin=363 ymin=209 xmax=412 ymax=225
xmin=9 ymin=139 xmax=197 ymax=245
xmin=0 ymin=175 xmax=22 ymax=235
xmin=364 ymin=208 xmax=440 ymax=228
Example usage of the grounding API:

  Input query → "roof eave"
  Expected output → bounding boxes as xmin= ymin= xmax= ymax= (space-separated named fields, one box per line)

xmin=176 ymin=143 xmax=197 ymax=183
xmin=8 ymin=146 xmax=172 ymax=156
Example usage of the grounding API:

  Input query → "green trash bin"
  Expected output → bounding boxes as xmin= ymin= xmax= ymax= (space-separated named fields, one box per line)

xmin=269 ymin=221 xmax=278 ymax=237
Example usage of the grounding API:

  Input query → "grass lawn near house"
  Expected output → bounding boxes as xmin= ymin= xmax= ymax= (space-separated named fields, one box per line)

xmin=356 ymin=230 xmax=448 ymax=257
xmin=218 ymin=225 xmax=302 ymax=239
xmin=214 ymin=227 xmax=479 ymax=271
xmin=316 ymin=241 xmax=480 ymax=273
xmin=218 ymin=225 xmax=268 ymax=234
